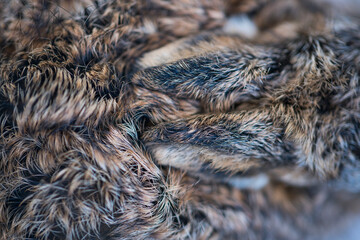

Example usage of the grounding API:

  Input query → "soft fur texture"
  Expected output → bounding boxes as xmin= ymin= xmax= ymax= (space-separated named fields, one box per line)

xmin=1 ymin=0 xmax=360 ymax=239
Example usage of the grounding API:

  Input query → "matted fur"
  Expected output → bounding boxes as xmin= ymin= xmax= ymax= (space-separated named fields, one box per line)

xmin=1 ymin=0 xmax=360 ymax=239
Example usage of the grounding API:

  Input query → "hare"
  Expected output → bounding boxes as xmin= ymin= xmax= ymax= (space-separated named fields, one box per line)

xmin=1 ymin=0 xmax=360 ymax=239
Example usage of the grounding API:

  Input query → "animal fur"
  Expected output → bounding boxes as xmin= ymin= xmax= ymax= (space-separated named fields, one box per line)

xmin=1 ymin=0 xmax=360 ymax=239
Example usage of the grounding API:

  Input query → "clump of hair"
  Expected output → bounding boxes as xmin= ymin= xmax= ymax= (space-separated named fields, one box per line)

xmin=1 ymin=0 xmax=360 ymax=239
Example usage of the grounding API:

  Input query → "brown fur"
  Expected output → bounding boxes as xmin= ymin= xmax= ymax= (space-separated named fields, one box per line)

xmin=1 ymin=0 xmax=360 ymax=239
